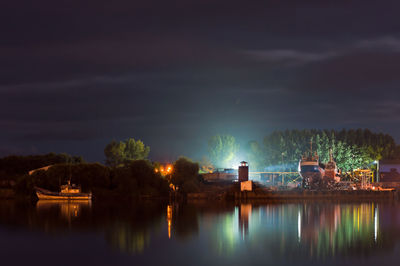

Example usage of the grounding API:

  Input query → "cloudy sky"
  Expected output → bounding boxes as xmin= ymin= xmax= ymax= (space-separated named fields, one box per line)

xmin=1 ymin=0 xmax=400 ymax=162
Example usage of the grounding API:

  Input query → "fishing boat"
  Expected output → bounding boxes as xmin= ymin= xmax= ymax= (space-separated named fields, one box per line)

xmin=35 ymin=181 xmax=92 ymax=200
xmin=299 ymin=141 xmax=325 ymax=189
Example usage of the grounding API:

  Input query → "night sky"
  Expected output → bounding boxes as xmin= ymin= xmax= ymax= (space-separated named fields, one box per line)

xmin=2 ymin=0 xmax=400 ymax=162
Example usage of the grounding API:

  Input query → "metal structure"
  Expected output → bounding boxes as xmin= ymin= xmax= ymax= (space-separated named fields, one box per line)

xmin=252 ymin=171 xmax=301 ymax=186
xmin=354 ymin=169 xmax=373 ymax=189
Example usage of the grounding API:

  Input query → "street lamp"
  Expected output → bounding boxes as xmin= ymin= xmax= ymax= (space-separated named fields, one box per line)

xmin=374 ymin=160 xmax=380 ymax=183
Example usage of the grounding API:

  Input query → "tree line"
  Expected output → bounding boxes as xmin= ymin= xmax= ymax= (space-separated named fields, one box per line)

xmin=206 ymin=129 xmax=400 ymax=172
xmin=1 ymin=137 xmax=202 ymax=198
xmin=2 ymin=129 xmax=399 ymax=198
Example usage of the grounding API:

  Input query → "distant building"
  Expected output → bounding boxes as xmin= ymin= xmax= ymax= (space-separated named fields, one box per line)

xmin=379 ymin=160 xmax=400 ymax=183
xmin=202 ymin=168 xmax=237 ymax=182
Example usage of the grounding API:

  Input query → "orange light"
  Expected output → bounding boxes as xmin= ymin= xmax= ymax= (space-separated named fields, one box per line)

xmin=167 ymin=165 xmax=172 ymax=173
xmin=155 ymin=164 xmax=173 ymax=176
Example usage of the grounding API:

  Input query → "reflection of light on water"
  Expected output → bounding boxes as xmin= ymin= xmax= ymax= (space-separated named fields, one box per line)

xmin=36 ymin=200 xmax=91 ymax=221
xmin=374 ymin=206 xmax=378 ymax=242
xmin=61 ymin=203 xmax=80 ymax=218
xmin=213 ymin=205 xmax=299 ymax=256
xmin=215 ymin=207 xmax=239 ymax=255
xmin=298 ymin=209 xmax=301 ymax=242
xmin=299 ymin=203 xmax=378 ymax=258
xmin=228 ymin=207 xmax=239 ymax=245
xmin=167 ymin=205 xmax=172 ymax=239
xmin=239 ymin=204 xmax=252 ymax=240
xmin=107 ymin=222 xmax=149 ymax=254
xmin=210 ymin=203 xmax=381 ymax=259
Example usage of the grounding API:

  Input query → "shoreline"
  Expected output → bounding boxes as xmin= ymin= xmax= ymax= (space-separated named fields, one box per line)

xmin=188 ymin=189 xmax=399 ymax=201
xmin=2 ymin=187 xmax=399 ymax=203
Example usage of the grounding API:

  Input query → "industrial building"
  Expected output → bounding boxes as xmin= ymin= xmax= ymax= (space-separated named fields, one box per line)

xmin=379 ymin=160 xmax=400 ymax=183
xmin=202 ymin=168 xmax=237 ymax=182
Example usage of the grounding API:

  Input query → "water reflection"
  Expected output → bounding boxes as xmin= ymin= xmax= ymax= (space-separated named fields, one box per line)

xmin=0 ymin=200 xmax=165 ymax=255
xmin=298 ymin=203 xmax=378 ymax=258
xmin=36 ymin=200 xmax=92 ymax=223
xmin=193 ymin=202 xmax=395 ymax=260
xmin=1 ymin=200 xmax=400 ymax=265
xmin=167 ymin=203 xmax=199 ymax=240
xmin=167 ymin=204 xmax=172 ymax=239
xmin=35 ymin=200 xmax=160 ymax=254
xmin=239 ymin=204 xmax=251 ymax=239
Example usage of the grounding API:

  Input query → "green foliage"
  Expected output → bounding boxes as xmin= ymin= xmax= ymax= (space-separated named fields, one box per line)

xmin=204 ymin=129 xmax=393 ymax=172
xmin=261 ymin=129 xmax=396 ymax=171
xmin=244 ymin=140 xmax=264 ymax=171
xmin=104 ymin=138 xmax=150 ymax=167
xmin=171 ymin=157 xmax=201 ymax=193
xmin=208 ymin=135 xmax=239 ymax=168
xmin=124 ymin=139 xmax=150 ymax=161
xmin=104 ymin=140 xmax=126 ymax=167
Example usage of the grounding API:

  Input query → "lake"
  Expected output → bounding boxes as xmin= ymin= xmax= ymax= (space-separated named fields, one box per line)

xmin=0 ymin=199 xmax=399 ymax=266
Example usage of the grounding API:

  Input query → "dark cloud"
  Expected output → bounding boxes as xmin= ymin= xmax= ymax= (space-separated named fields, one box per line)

xmin=1 ymin=0 xmax=400 ymax=161
xmin=243 ymin=49 xmax=337 ymax=67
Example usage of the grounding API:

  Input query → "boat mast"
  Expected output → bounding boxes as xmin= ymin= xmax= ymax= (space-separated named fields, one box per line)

xmin=68 ymin=157 xmax=72 ymax=185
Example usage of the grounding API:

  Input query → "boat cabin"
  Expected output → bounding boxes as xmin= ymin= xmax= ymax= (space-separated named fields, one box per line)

xmin=60 ymin=181 xmax=81 ymax=194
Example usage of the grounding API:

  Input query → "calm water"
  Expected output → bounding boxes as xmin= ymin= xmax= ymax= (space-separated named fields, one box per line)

xmin=0 ymin=199 xmax=400 ymax=266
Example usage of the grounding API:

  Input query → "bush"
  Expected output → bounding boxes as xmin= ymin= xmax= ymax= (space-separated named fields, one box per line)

xmin=171 ymin=157 xmax=201 ymax=193
xmin=112 ymin=160 xmax=169 ymax=197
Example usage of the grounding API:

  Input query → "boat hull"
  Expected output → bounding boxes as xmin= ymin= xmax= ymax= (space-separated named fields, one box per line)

xmin=36 ymin=189 xmax=91 ymax=200
xmin=300 ymin=172 xmax=324 ymax=189
xmin=299 ymin=161 xmax=325 ymax=189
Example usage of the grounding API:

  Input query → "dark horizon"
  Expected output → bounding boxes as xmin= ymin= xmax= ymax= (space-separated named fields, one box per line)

xmin=2 ymin=1 xmax=400 ymax=162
